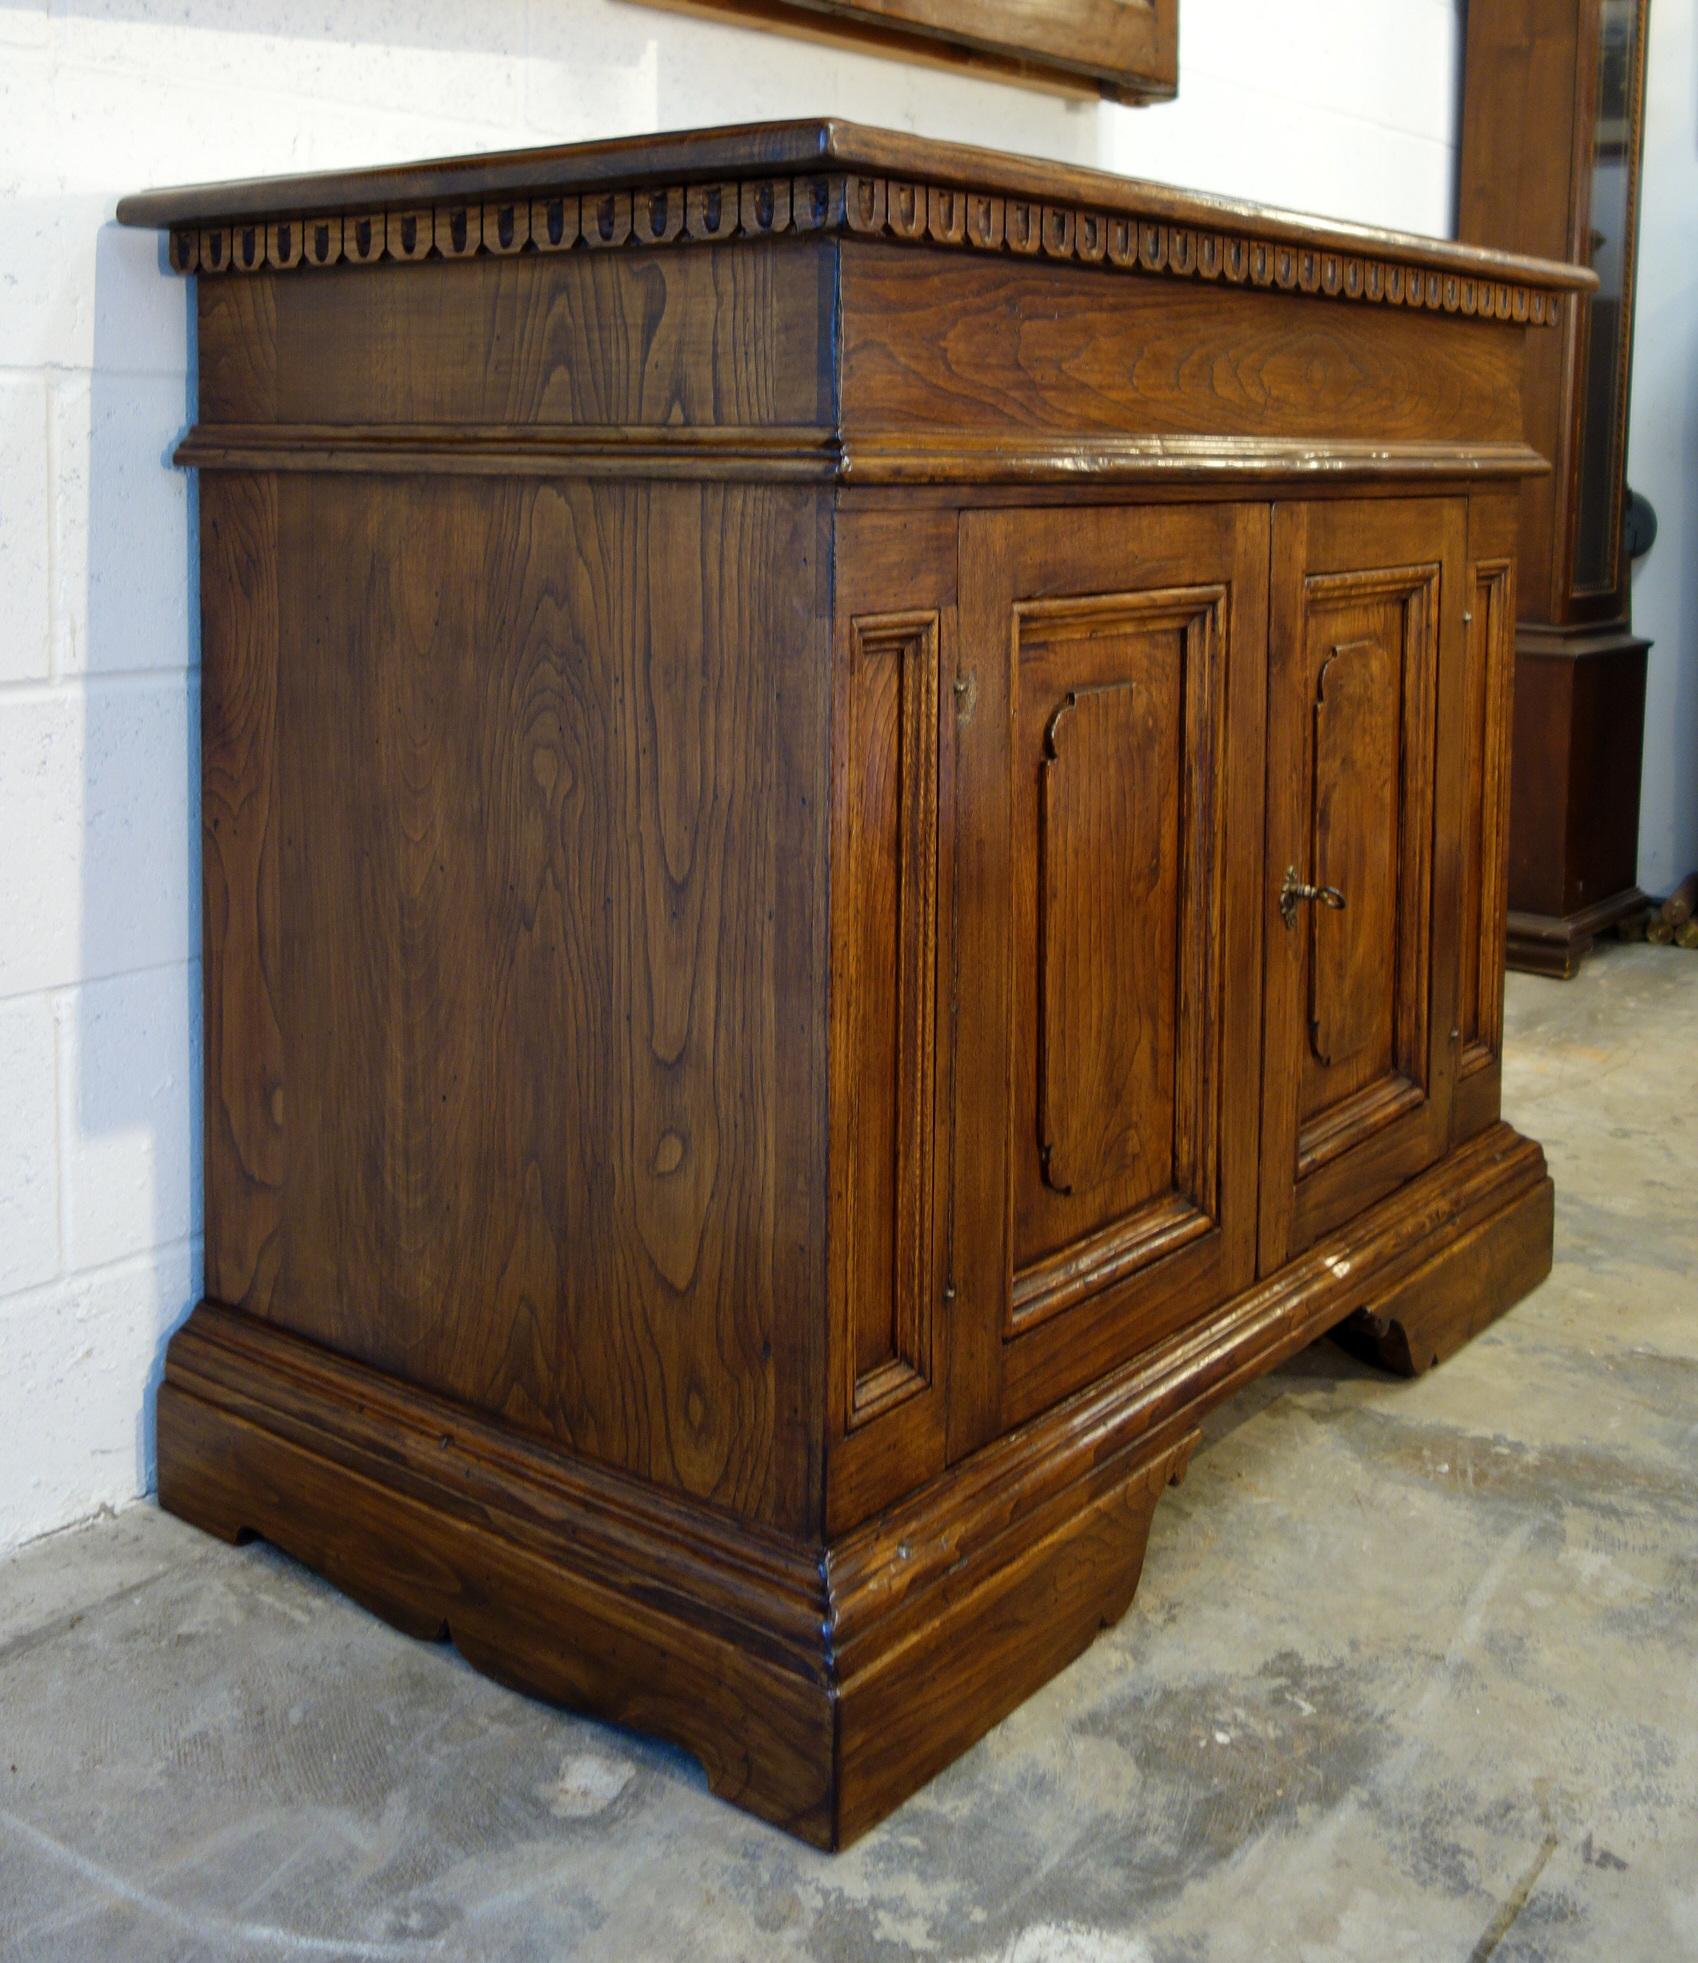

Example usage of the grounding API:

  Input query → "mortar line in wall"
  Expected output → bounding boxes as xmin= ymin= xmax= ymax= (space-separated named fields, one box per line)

xmin=42 ymin=366 xmax=61 ymax=687
xmin=0 ymin=359 xmax=186 ymax=379
xmin=48 ymin=977 xmax=65 ymax=1287
xmin=0 ymin=1232 xmax=202 ymax=1319
xmin=45 ymin=51 xmax=524 ymax=147
xmin=0 ymin=955 xmax=200 ymax=1011
xmin=1166 ymin=68 xmax=1462 ymax=158
xmin=0 ymin=667 xmax=198 ymax=704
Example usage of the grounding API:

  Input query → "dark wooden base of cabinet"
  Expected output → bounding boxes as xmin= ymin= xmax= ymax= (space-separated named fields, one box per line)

xmin=1506 ymin=623 xmax=1649 ymax=977
xmin=1505 ymin=888 xmax=1648 ymax=978
xmin=1330 ymin=1163 xmax=1554 ymax=1373
xmin=157 ymin=1123 xmax=1553 ymax=1849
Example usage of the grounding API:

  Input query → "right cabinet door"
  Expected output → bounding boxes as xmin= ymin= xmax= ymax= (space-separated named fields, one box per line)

xmin=1260 ymin=497 xmax=1467 ymax=1270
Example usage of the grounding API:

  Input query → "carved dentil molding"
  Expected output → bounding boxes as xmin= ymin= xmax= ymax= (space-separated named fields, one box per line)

xmin=169 ymin=170 xmax=1559 ymax=326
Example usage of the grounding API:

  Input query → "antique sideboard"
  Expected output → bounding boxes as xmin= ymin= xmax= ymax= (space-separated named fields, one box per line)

xmin=118 ymin=122 xmax=1586 ymax=1849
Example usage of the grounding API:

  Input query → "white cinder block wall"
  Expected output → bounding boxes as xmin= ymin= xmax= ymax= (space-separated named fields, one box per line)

xmin=0 ymin=0 xmax=1509 ymax=1555
xmin=1626 ymin=0 xmax=1698 ymax=899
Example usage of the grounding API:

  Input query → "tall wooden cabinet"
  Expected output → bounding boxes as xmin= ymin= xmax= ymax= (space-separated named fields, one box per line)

xmin=1459 ymin=0 xmax=1654 ymax=973
xmin=119 ymin=122 xmax=1585 ymax=1850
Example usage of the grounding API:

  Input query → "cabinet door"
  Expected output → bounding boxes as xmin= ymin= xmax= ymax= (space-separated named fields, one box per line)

xmin=950 ymin=504 xmax=1268 ymax=1453
xmin=1259 ymin=497 xmax=1467 ymax=1270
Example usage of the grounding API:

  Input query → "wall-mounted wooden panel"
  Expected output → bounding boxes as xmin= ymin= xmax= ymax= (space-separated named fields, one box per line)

xmin=637 ymin=0 xmax=1178 ymax=104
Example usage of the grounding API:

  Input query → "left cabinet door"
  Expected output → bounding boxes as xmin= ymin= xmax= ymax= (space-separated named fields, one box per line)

xmin=949 ymin=503 xmax=1270 ymax=1452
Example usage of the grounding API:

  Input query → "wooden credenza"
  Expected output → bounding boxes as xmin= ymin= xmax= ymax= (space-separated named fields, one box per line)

xmin=119 ymin=122 xmax=1585 ymax=1850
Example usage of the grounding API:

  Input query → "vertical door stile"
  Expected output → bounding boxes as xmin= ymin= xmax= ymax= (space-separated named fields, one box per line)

xmin=949 ymin=502 xmax=1267 ymax=1450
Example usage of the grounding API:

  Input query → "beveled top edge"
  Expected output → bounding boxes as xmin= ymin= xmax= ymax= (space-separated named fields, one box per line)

xmin=116 ymin=117 xmax=1594 ymax=294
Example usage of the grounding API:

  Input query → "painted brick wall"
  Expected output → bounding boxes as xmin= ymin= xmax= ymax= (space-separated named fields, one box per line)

xmin=0 ymin=0 xmax=1464 ymax=1553
xmin=1626 ymin=0 xmax=1698 ymax=900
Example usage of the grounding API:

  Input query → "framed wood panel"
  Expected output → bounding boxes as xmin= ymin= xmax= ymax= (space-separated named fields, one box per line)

xmin=636 ymin=0 xmax=1178 ymax=104
xmin=1259 ymin=497 xmax=1467 ymax=1271
xmin=949 ymin=500 xmax=1267 ymax=1452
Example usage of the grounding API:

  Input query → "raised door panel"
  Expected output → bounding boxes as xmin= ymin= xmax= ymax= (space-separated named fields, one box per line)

xmin=827 ymin=509 xmax=959 ymax=1534
xmin=841 ymin=609 xmax=940 ymax=1418
xmin=952 ymin=504 xmax=1267 ymax=1453
xmin=1260 ymin=497 xmax=1466 ymax=1271
xmin=1014 ymin=595 xmax=1222 ymax=1315
xmin=1454 ymin=491 xmax=1517 ymax=1144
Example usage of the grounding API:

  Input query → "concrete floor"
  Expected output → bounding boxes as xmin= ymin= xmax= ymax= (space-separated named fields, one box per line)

xmin=2 ymin=945 xmax=1694 ymax=1963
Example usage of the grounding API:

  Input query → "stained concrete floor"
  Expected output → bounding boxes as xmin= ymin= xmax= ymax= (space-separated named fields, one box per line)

xmin=2 ymin=945 xmax=1695 ymax=1963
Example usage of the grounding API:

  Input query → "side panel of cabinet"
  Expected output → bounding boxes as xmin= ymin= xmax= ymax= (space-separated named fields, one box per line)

xmin=1454 ymin=492 xmax=1517 ymax=1145
xmin=827 ymin=509 xmax=959 ymax=1533
xmin=951 ymin=503 xmax=1268 ymax=1453
xmin=1260 ymin=497 xmax=1467 ymax=1270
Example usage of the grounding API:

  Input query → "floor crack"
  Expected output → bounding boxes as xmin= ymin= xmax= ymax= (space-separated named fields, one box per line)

xmin=1469 ymin=1832 xmax=1559 ymax=1962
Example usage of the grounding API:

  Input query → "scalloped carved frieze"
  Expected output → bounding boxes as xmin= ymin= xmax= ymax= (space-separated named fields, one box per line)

xmin=166 ymin=171 xmax=1560 ymax=326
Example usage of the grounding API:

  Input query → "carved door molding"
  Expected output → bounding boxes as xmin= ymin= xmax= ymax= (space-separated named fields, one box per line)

xmin=1259 ymin=497 xmax=1468 ymax=1270
xmin=950 ymin=502 xmax=1268 ymax=1451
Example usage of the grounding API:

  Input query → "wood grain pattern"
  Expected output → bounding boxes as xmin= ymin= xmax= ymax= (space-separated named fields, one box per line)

xmin=200 ymin=474 xmax=284 ymax=1312
xmin=159 ymin=1116 xmax=1551 ymax=1846
xmin=840 ymin=611 xmax=940 ymax=1421
xmin=1332 ymin=1168 xmax=1555 ymax=1376
xmin=169 ymin=174 xmax=1567 ymax=329
xmin=826 ymin=510 xmax=958 ymax=1533
xmin=1260 ymin=499 xmax=1463 ymax=1271
xmin=1459 ymin=1 xmax=1653 ymax=975
xmin=197 ymin=242 xmax=834 ymax=430
xmin=129 ymin=122 xmax=1564 ymax=1849
xmin=128 ymin=138 xmax=1587 ymax=339
xmin=1455 ymin=488 xmax=1519 ymax=1135
xmin=1309 ymin=637 xmax=1399 ymax=1075
xmin=639 ymin=0 xmax=1162 ymax=102
xmin=1502 ymin=622 xmax=1651 ymax=976
xmin=686 ymin=0 xmax=1179 ymax=105
xmin=1019 ymin=592 xmax=1220 ymax=1283
xmin=1039 ymin=679 xmax=1175 ymax=1201
xmin=1459 ymin=0 xmax=1648 ymax=628
xmin=952 ymin=504 xmax=1265 ymax=1451
xmin=839 ymin=245 xmax=1534 ymax=451
xmin=206 ymin=476 xmax=833 ymax=1532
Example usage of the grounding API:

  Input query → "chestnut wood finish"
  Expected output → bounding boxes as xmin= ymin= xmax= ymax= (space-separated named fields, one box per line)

xmin=121 ymin=123 xmax=1578 ymax=1849
xmin=1458 ymin=0 xmax=1653 ymax=973
xmin=638 ymin=0 xmax=1179 ymax=106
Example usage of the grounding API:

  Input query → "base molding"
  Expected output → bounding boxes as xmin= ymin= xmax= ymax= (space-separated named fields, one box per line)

xmin=1507 ymin=619 xmax=1649 ymax=978
xmin=1506 ymin=888 xmax=1647 ymax=979
xmin=158 ymin=1122 xmax=1553 ymax=1848
xmin=1331 ymin=1165 xmax=1554 ymax=1373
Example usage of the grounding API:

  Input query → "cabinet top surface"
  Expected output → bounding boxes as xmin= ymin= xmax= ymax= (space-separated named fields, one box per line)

xmin=118 ymin=117 xmax=1590 ymax=297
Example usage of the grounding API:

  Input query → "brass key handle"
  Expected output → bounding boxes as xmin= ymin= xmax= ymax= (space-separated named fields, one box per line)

xmin=1279 ymin=865 xmax=1347 ymax=931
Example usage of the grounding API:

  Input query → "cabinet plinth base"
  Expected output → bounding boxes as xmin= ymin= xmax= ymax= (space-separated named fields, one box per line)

xmin=157 ymin=1123 xmax=1553 ymax=1849
xmin=1505 ymin=889 xmax=1648 ymax=979
xmin=1330 ymin=1164 xmax=1554 ymax=1373
xmin=1506 ymin=622 xmax=1650 ymax=978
